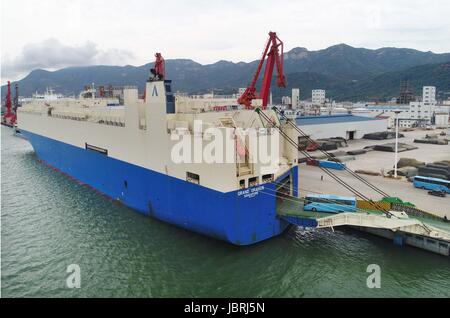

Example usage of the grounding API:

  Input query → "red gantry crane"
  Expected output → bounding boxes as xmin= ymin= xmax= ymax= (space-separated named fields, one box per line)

xmin=2 ymin=81 xmax=17 ymax=127
xmin=238 ymin=31 xmax=287 ymax=110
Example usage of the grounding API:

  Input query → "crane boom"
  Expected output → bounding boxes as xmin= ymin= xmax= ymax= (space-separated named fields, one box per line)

xmin=238 ymin=32 xmax=286 ymax=109
xmin=1 ymin=81 xmax=17 ymax=127
xmin=5 ymin=81 xmax=12 ymax=117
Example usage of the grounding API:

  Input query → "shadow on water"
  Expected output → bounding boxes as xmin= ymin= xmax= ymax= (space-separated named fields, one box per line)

xmin=2 ymin=126 xmax=450 ymax=298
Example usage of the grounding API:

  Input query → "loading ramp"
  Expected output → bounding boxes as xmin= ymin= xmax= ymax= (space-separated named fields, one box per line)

xmin=256 ymin=107 xmax=450 ymax=255
xmin=277 ymin=198 xmax=450 ymax=256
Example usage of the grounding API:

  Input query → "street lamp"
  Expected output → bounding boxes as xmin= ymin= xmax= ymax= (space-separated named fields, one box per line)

xmin=393 ymin=110 xmax=402 ymax=178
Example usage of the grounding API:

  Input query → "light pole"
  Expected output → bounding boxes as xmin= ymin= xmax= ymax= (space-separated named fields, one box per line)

xmin=393 ymin=110 xmax=402 ymax=178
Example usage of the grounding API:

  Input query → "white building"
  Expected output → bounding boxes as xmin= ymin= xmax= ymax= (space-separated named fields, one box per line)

xmin=292 ymin=88 xmax=300 ymax=109
xmin=357 ymin=87 xmax=444 ymax=129
xmin=435 ymin=113 xmax=449 ymax=128
xmin=423 ymin=86 xmax=436 ymax=104
xmin=409 ymin=86 xmax=437 ymax=124
xmin=296 ymin=114 xmax=387 ymax=140
xmin=238 ymin=87 xmax=247 ymax=96
xmin=281 ymin=96 xmax=292 ymax=105
xmin=353 ymin=105 xmax=412 ymax=128
xmin=312 ymin=89 xmax=326 ymax=105
xmin=409 ymin=102 xmax=434 ymax=122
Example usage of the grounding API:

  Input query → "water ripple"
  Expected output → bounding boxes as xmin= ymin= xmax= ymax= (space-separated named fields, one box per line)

xmin=2 ymin=126 xmax=450 ymax=298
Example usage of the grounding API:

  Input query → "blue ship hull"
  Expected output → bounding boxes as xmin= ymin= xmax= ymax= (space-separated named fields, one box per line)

xmin=22 ymin=130 xmax=298 ymax=245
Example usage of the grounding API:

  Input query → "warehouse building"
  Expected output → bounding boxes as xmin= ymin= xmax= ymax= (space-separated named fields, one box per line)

xmin=295 ymin=114 xmax=388 ymax=140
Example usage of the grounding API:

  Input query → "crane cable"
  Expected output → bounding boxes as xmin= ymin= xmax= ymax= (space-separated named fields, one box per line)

xmin=272 ymin=107 xmax=390 ymax=198
xmin=258 ymin=182 xmax=388 ymax=215
xmin=275 ymin=107 xmax=390 ymax=197
xmin=259 ymin=108 xmax=393 ymax=216
xmin=255 ymin=108 xmax=395 ymax=218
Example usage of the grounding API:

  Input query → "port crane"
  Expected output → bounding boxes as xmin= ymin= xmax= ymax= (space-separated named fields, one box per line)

xmin=238 ymin=32 xmax=287 ymax=109
xmin=1 ymin=81 xmax=17 ymax=127
xmin=143 ymin=53 xmax=166 ymax=100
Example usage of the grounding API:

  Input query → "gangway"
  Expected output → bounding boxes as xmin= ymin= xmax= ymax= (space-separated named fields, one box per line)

xmin=277 ymin=199 xmax=450 ymax=256
xmin=315 ymin=212 xmax=450 ymax=239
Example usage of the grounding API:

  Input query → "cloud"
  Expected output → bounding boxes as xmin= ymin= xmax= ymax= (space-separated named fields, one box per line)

xmin=1 ymin=38 xmax=134 ymax=82
xmin=2 ymin=0 xmax=450 ymax=84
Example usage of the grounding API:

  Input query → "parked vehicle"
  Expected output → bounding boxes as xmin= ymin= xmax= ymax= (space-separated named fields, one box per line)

xmin=304 ymin=194 xmax=357 ymax=213
xmin=306 ymin=143 xmax=319 ymax=152
xmin=413 ymin=176 xmax=450 ymax=193
xmin=305 ymin=158 xmax=319 ymax=166
xmin=427 ymin=190 xmax=447 ymax=197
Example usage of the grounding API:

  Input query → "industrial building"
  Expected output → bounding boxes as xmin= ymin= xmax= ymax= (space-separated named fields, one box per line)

xmin=291 ymin=88 xmax=300 ymax=108
xmin=354 ymin=86 xmax=450 ymax=129
xmin=435 ymin=112 xmax=449 ymax=128
xmin=296 ymin=114 xmax=387 ymax=140
xmin=312 ymin=89 xmax=326 ymax=105
xmin=423 ymin=86 xmax=436 ymax=104
xmin=281 ymin=96 xmax=292 ymax=105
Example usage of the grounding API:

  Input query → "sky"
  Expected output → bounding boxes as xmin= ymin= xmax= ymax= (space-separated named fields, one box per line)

xmin=1 ymin=0 xmax=450 ymax=83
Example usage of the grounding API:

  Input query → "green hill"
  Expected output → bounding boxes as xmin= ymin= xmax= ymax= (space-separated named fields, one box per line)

xmin=2 ymin=44 xmax=450 ymax=102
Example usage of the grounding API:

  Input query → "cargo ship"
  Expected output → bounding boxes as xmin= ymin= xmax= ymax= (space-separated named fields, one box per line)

xmin=13 ymin=34 xmax=450 ymax=255
xmin=17 ymin=65 xmax=301 ymax=246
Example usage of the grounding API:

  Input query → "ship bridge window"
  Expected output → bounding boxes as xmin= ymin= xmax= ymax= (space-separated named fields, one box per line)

xmin=239 ymin=179 xmax=246 ymax=189
xmin=186 ymin=172 xmax=200 ymax=185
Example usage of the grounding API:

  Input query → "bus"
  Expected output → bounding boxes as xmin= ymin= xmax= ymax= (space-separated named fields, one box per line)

xmin=413 ymin=176 xmax=450 ymax=193
xmin=303 ymin=194 xmax=357 ymax=213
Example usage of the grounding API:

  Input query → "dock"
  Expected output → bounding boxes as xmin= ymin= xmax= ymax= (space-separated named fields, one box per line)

xmin=277 ymin=198 xmax=450 ymax=256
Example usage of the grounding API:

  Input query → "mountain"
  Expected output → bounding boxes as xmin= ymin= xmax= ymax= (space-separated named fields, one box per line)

xmin=333 ymin=61 xmax=450 ymax=101
xmin=284 ymin=44 xmax=450 ymax=80
xmin=4 ymin=59 xmax=254 ymax=97
xmin=275 ymin=61 xmax=450 ymax=102
xmin=2 ymin=44 xmax=450 ymax=101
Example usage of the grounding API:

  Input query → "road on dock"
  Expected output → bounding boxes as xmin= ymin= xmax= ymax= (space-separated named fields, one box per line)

xmin=298 ymin=164 xmax=450 ymax=219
